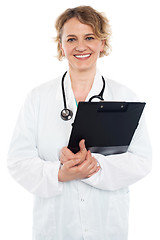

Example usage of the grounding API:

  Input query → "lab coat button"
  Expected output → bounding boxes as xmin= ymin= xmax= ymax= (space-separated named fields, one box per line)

xmin=81 ymin=198 xmax=84 ymax=202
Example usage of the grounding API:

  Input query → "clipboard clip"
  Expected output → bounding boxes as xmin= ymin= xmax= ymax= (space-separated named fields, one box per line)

xmin=97 ymin=102 xmax=128 ymax=112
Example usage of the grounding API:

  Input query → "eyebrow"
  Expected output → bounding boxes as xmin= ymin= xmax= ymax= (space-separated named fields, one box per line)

xmin=66 ymin=33 xmax=95 ymax=38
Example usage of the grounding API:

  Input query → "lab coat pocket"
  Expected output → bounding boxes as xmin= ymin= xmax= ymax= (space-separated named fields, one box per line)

xmin=32 ymin=197 xmax=56 ymax=236
xmin=105 ymin=188 xmax=130 ymax=239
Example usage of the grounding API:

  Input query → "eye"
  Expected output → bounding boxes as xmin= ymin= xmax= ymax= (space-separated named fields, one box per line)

xmin=86 ymin=36 xmax=95 ymax=41
xmin=67 ymin=38 xmax=76 ymax=42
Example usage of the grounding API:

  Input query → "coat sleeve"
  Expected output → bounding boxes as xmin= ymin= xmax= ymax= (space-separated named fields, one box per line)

xmin=7 ymin=91 xmax=63 ymax=198
xmin=81 ymin=111 xmax=152 ymax=191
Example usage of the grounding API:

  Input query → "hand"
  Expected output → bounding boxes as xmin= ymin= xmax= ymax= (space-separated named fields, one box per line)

xmin=77 ymin=150 xmax=101 ymax=178
xmin=60 ymin=139 xmax=87 ymax=165
xmin=58 ymin=150 xmax=101 ymax=182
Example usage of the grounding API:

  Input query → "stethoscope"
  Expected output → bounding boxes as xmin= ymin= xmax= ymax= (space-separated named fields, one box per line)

xmin=61 ymin=71 xmax=105 ymax=121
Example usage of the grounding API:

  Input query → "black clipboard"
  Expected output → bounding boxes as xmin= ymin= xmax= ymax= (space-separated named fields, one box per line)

xmin=68 ymin=101 xmax=145 ymax=155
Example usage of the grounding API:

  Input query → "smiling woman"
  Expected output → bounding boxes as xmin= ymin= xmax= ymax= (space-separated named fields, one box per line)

xmin=59 ymin=18 xmax=105 ymax=74
xmin=55 ymin=5 xmax=112 ymax=61
xmin=7 ymin=5 xmax=152 ymax=240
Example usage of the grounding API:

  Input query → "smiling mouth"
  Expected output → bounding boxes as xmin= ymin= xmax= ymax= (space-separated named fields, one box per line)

xmin=74 ymin=54 xmax=91 ymax=59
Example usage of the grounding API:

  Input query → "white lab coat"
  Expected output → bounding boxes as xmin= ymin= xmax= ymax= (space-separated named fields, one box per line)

xmin=8 ymin=71 xmax=152 ymax=240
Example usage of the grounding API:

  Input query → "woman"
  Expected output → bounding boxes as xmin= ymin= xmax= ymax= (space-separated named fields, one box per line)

xmin=8 ymin=6 xmax=152 ymax=240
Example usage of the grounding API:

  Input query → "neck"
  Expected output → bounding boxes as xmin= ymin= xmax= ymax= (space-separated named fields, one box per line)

xmin=69 ymin=68 xmax=96 ymax=96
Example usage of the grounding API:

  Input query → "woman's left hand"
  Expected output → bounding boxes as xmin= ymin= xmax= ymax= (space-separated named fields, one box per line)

xmin=58 ymin=149 xmax=100 ymax=182
xmin=59 ymin=139 xmax=101 ymax=180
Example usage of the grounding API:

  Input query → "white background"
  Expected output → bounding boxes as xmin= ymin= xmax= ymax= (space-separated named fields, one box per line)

xmin=0 ymin=0 xmax=159 ymax=239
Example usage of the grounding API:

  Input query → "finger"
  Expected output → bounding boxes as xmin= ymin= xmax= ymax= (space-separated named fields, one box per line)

xmin=88 ymin=166 xmax=101 ymax=178
xmin=79 ymin=139 xmax=87 ymax=153
xmin=79 ymin=158 xmax=95 ymax=173
xmin=88 ymin=160 xmax=97 ymax=173
xmin=86 ymin=152 xmax=97 ymax=166
xmin=60 ymin=151 xmax=70 ymax=164
xmin=61 ymin=146 xmax=75 ymax=159
xmin=79 ymin=150 xmax=92 ymax=166
xmin=86 ymin=150 xmax=93 ymax=164
xmin=65 ymin=158 xmax=82 ymax=168
xmin=74 ymin=140 xmax=87 ymax=164
xmin=86 ymin=154 xmax=98 ymax=171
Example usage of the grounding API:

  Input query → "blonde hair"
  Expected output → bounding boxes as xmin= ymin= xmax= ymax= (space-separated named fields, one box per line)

xmin=55 ymin=6 xmax=112 ymax=60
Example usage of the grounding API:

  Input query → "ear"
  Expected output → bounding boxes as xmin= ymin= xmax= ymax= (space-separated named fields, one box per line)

xmin=59 ymin=41 xmax=65 ymax=57
xmin=100 ymin=39 xmax=105 ymax=52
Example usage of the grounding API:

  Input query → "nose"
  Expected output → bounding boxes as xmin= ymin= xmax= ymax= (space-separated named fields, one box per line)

xmin=75 ymin=40 xmax=87 ymax=52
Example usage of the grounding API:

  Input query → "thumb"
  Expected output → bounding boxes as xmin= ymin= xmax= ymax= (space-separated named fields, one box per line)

xmin=61 ymin=146 xmax=75 ymax=158
xmin=79 ymin=139 xmax=86 ymax=152
xmin=86 ymin=150 xmax=91 ymax=160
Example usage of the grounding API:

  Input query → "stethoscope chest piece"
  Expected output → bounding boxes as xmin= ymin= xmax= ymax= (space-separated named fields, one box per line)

xmin=61 ymin=108 xmax=73 ymax=121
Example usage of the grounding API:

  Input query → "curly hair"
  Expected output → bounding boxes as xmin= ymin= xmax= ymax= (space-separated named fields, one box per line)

xmin=55 ymin=6 xmax=112 ymax=60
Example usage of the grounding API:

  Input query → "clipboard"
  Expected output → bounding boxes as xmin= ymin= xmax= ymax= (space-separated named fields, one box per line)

xmin=68 ymin=101 xmax=145 ymax=155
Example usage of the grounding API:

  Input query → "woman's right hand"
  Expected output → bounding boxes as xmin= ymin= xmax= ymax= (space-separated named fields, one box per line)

xmin=58 ymin=150 xmax=100 ymax=182
xmin=60 ymin=139 xmax=87 ymax=165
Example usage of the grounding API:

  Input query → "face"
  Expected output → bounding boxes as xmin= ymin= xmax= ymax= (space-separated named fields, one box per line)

xmin=60 ymin=18 xmax=105 ymax=72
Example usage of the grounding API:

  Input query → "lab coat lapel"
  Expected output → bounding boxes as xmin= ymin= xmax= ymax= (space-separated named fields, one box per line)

xmin=86 ymin=70 xmax=106 ymax=102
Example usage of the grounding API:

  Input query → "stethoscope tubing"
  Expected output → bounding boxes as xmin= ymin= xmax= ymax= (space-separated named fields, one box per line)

xmin=61 ymin=71 xmax=68 ymax=109
xmin=88 ymin=76 xmax=105 ymax=102
xmin=61 ymin=71 xmax=105 ymax=120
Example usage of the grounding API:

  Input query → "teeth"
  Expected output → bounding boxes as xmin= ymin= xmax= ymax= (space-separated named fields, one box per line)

xmin=75 ymin=54 xmax=91 ymax=58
